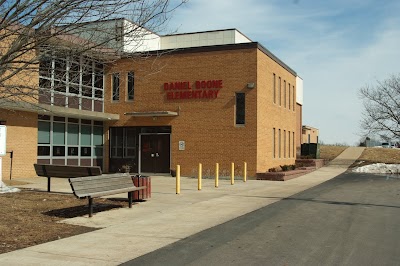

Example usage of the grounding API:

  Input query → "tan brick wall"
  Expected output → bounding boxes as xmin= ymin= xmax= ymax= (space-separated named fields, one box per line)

xmin=0 ymin=29 xmax=39 ymax=179
xmin=104 ymin=48 xmax=259 ymax=176
xmin=103 ymin=46 xmax=298 ymax=177
xmin=256 ymin=50 xmax=297 ymax=173
xmin=296 ymin=104 xmax=302 ymax=155
xmin=0 ymin=109 xmax=37 ymax=179
xmin=0 ymin=29 xmax=39 ymax=104
xmin=302 ymin=127 xmax=319 ymax=143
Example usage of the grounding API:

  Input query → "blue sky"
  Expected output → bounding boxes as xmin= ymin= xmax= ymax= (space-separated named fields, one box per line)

xmin=166 ymin=0 xmax=400 ymax=145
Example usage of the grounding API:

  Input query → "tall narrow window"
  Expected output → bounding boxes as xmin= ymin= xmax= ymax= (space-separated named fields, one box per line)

xmin=235 ymin=92 xmax=245 ymax=125
xmin=273 ymin=128 xmax=276 ymax=158
xmin=278 ymin=77 xmax=281 ymax=106
xmin=278 ymin=129 xmax=281 ymax=158
xmin=284 ymin=130 xmax=286 ymax=158
xmin=289 ymin=83 xmax=291 ymax=110
xmin=112 ymin=73 xmax=120 ymax=101
xmin=288 ymin=131 xmax=291 ymax=158
xmin=293 ymin=132 xmax=295 ymax=157
xmin=293 ymin=85 xmax=295 ymax=111
xmin=127 ymin=72 xmax=134 ymax=101
xmin=273 ymin=73 xmax=276 ymax=104
xmin=284 ymin=80 xmax=286 ymax=108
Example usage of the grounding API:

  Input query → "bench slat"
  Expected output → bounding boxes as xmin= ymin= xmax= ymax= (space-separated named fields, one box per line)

xmin=34 ymin=164 xmax=102 ymax=178
xmin=69 ymin=174 xmax=143 ymax=199
xmin=69 ymin=174 xmax=132 ymax=192
xmin=75 ymin=186 xmax=147 ymax=198
xmin=70 ymin=173 xmax=130 ymax=182
xmin=72 ymin=182 xmax=135 ymax=195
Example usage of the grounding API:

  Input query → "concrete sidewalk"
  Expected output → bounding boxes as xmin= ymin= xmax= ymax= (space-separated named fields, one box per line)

xmin=0 ymin=147 xmax=364 ymax=265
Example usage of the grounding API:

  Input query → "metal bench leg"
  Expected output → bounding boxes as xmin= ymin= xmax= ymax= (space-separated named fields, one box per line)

xmin=47 ymin=177 xmax=51 ymax=192
xmin=88 ymin=197 xmax=93 ymax=217
xmin=128 ymin=192 xmax=132 ymax=208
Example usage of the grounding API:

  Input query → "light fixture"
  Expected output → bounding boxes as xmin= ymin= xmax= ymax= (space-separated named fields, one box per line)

xmin=247 ymin=82 xmax=255 ymax=89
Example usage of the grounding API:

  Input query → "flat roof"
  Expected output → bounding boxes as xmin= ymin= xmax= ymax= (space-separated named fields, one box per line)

xmin=122 ymin=42 xmax=297 ymax=76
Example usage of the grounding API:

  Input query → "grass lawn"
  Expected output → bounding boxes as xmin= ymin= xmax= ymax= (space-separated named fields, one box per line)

xmin=320 ymin=145 xmax=400 ymax=165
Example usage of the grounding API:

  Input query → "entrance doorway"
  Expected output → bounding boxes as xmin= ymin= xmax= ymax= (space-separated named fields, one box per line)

xmin=140 ymin=134 xmax=170 ymax=173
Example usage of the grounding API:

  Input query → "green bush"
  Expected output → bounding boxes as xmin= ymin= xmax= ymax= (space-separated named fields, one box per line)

xmin=280 ymin=164 xmax=296 ymax=171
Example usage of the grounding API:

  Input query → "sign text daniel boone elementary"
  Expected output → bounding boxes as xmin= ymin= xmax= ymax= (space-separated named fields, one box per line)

xmin=164 ymin=80 xmax=222 ymax=100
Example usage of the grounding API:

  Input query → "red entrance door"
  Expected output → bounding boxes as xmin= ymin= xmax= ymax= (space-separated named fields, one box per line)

xmin=140 ymin=134 xmax=170 ymax=173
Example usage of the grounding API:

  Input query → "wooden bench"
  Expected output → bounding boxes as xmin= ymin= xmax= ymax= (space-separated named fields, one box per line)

xmin=34 ymin=164 xmax=102 ymax=192
xmin=69 ymin=173 xmax=146 ymax=217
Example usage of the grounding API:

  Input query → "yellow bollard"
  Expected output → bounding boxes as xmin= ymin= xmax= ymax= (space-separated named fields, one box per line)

xmin=215 ymin=163 xmax=219 ymax=188
xmin=198 ymin=163 xmax=202 ymax=190
xmin=243 ymin=162 xmax=247 ymax=182
xmin=176 ymin=165 xmax=180 ymax=194
xmin=231 ymin=162 xmax=235 ymax=185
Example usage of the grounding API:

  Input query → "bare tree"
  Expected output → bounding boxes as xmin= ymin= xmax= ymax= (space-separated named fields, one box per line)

xmin=0 ymin=0 xmax=185 ymax=110
xmin=359 ymin=74 xmax=400 ymax=141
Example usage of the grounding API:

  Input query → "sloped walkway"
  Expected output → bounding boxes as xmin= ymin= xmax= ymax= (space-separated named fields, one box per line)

xmin=0 ymin=147 xmax=364 ymax=265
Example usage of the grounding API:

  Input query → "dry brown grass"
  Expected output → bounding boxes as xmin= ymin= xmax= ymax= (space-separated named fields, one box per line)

xmin=358 ymin=147 xmax=400 ymax=164
xmin=319 ymin=145 xmax=348 ymax=160
xmin=320 ymin=145 xmax=400 ymax=166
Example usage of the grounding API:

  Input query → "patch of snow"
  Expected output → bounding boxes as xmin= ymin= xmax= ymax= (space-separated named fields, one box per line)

xmin=0 ymin=181 xmax=20 ymax=194
xmin=353 ymin=163 xmax=400 ymax=174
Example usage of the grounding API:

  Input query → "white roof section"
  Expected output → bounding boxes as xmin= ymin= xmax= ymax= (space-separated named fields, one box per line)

xmin=296 ymin=76 xmax=303 ymax=105
xmin=160 ymin=29 xmax=252 ymax=50
xmin=68 ymin=19 xmax=253 ymax=52
xmin=123 ymin=20 xmax=160 ymax=52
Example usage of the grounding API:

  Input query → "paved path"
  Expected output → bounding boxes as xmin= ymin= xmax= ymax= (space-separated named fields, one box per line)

xmin=0 ymin=147 xmax=365 ymax=265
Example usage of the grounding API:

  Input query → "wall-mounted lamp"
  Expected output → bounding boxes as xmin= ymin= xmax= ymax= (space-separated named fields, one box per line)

xmin=247 ymin=82 xmax=256 ymax=89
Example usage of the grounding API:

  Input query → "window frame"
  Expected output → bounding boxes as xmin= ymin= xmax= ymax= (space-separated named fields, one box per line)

xmin=235 ymin=92 xmax=246 ymax=126
xmin=127 ymin=71 xmax=135 ymax=101
xmin=112 ymin=73 xmax=120 ymax=102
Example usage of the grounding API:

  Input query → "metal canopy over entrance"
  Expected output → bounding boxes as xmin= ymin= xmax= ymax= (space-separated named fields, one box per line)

xmin=124 ymin=111 xmax=178 ymax=117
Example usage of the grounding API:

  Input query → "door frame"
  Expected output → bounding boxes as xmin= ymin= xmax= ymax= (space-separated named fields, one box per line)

xmin=138 ymin=133 xmax=171 ymax=174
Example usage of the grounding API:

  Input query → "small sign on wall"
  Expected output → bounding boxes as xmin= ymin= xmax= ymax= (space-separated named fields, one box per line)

xmin=178 ymin=141 xmax=185 ymax=151
xmin=0 ymin=126 xmax=6 ymax=156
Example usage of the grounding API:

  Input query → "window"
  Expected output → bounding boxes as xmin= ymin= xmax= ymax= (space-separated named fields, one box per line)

xmin=124 ymin=128 xmax=136 ymax=158
xmin=81 ymin=125 xmax=91 ymax=157
xmin=110 ymin=127 xmax=123 ymax=158
xmin=53 ymin=123 xmax=65 ymax=145
xmin=112 ymin=73 xmax=120 ymax=101
xmin=67 ymin=124 xmax=79 ymax=145
xmin=38 ymin=121 xmax=50 ymax=144
xmin=289 ymin=83 xmax=291 ymax=110
xmin=284 ymin=130 xmax=286 ymax=158
xmin=38 ymin=55 xmax=104 ymax=112
xmin=110 ymin=127 xmax=137 ymax=159
xmin=293 ymin=132 xmax=295 ymax=156
xmin=273 ymin=73 xmax=276 ymax=104
xmin=273 ymin=128 xmax=276 ymax=158
xmin=38 ymin=121 xmax=51 ymax=156
xmin=37 ymin=116 xmax=103 ymax=165
xmin=288 ymin=131 xmax=291 ymax=158
xmin=293 ymin=85 xmax=295 ymax=111
xmin=94 ymin=63 xmax=104 ymax=90
xmin=93 ymin=126 xmax=103 ymax=157
xmin=284 ymin=80 xmax=286 ymax=108
xmin=278 ymin=77 xmax=281 ymax=106
xmin=127 ymin=72 xmax=134 ymax=101
xmin=67 ymin=124 xmax=79 ymax=156
xmin=278 ymin=129 xmax=281 ymax=158
xmin=235 ymin=93 xmax=245 ymax=125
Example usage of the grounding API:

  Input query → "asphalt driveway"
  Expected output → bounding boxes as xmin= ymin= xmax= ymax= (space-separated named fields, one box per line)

xmin=124 ymin=171 xmax=400 ymax=266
